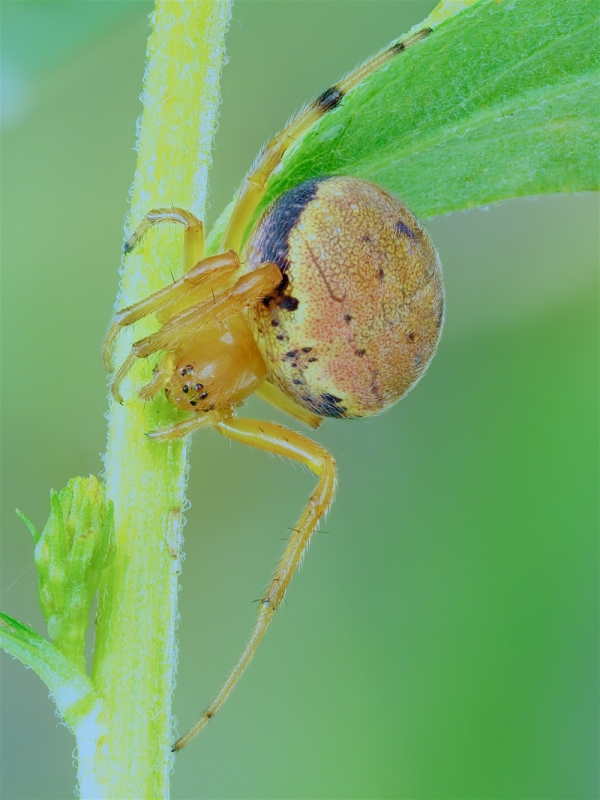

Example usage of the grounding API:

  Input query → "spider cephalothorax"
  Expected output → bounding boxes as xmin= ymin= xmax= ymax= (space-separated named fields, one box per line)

xmin=162 ymin=314 xmax=268 ymax=413
xmin=103 ymin=25 xmax=438 ymax=751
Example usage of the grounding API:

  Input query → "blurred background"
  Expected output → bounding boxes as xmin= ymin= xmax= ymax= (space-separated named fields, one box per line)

xmin=1 ymin=2 xmax=598 ymax=798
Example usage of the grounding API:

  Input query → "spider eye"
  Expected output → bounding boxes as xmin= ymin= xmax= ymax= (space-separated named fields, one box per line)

xmin=194 ymin=383 xmax=204 ymax=391
xmin=182 ymin=385 xmax=189 ymax=393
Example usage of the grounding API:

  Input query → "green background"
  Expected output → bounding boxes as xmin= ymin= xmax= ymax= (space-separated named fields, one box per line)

xmin=1 ymin=2 xmax=597 ymax=798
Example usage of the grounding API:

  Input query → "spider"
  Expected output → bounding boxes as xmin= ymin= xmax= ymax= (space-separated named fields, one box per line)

xmin=103 ymin=26 xmax=444 ymax=751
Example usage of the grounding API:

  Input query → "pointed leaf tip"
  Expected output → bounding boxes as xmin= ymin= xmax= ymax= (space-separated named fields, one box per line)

xmin=16 ymin=509 xmax=40 ymax=544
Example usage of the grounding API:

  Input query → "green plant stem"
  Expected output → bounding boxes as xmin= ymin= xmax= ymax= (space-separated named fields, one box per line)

xmin=90 ymin=2 xmax=231 ymax=798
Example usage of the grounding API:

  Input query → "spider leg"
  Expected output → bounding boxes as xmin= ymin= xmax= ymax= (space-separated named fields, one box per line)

xmin=110 ymin=262 xmax=281 ymax=403
xmin=146 ymin=408 xmax=229 ymax=441
xmin=123 ymin=207 xmax=204 ymax=271
xmin=105 ymin=207 xmax=205 ymax=370
xmin=126 ymin=263 xmax=282 ymax=360
xmin=222 ymin=27 xmax=432 ymax=253
xmin=103 ymin=251 xmax=239 ymax=371
xmin=255 ymin=380 xmax=323 ymax=430
xmin=138 ymin=352 xmax=175 ymax=401
xmin=172 ymin=417 xmax=337 ymax=751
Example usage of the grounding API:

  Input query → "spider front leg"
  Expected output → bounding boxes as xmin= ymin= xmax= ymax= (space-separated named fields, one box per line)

xmin=104 ymin=208 xmax=208 ymax=368
xmin=172 ymin=417 xmax=336 ymax=751
xmin=146 ymin=408 xmax=230 ymax=441
xmin=123 ymin=207 xmax=205 ymax=267
xmin=103 ymin=250 xmax=240 ymax=371
xmin=110 ymin=262 xmax=281 ymax=404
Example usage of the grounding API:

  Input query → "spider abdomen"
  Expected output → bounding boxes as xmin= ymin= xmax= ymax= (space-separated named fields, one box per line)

xmin=245 ymin=176 xmax=444 ymax=418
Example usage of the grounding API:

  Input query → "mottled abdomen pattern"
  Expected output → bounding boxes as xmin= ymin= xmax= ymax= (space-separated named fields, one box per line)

xmin=244 ymin=176 xmax=444 ymax=418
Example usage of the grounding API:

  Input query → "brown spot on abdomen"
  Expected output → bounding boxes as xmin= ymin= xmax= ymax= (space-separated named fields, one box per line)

xmin=279 ymin=296 xmax=299 ymax=311
xmin=395 ymin=220 xmax=417 ymax=240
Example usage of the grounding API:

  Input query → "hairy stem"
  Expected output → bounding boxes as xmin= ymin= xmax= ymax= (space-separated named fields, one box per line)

xmin=91 ymin=2 xmax=231 ymax=798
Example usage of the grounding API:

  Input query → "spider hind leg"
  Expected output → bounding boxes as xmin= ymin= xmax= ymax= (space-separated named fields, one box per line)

xmin=172 ymin=417 xmax=337 ymax=751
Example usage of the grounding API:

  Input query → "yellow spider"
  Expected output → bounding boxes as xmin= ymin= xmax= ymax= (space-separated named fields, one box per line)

xmin=102 ymin=26 xmax=444 ymax=751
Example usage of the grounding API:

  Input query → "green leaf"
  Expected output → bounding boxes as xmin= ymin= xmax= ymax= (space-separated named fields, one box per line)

xmin=16 ymin=509 xmax=40 ymax=544
xmin=207 ymin=0 xmax=599 ymax=252
xmin=0 ymin=612 xmax=99 ymax=727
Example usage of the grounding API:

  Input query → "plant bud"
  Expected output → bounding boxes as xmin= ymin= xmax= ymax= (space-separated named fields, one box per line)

xmin=25 ymin=476 xmax=115 ymax=665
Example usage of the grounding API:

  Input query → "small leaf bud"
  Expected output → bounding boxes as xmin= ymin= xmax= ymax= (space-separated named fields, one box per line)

xmin=31 ymin=476 xmax=115 ymax=666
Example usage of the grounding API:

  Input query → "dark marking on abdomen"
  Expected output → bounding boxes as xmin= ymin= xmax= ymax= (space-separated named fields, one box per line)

xmin=279 ymin=296 xmax=299 ymax=311
xmin=395 ymin=220 xmax=417 ymax=239
xmin=301 ymin=392 xmax=347 ymax=418
xmin=249 ymin=178 xmax=325 ymax=275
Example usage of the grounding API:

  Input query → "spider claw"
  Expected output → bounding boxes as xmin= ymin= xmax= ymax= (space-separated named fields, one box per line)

xmin=109 ymin=376 xmax=122 ymax=401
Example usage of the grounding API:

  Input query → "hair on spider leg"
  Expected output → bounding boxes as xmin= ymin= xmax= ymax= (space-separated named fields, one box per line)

xmin=251 ymin=596 xmax=288 ymax=607
xmin=281 ymin=526 xmax=331 ymax=540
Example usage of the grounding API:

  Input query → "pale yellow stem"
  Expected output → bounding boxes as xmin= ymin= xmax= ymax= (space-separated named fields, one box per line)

xmin=90 ymin=2 xmax=232 ymax=798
